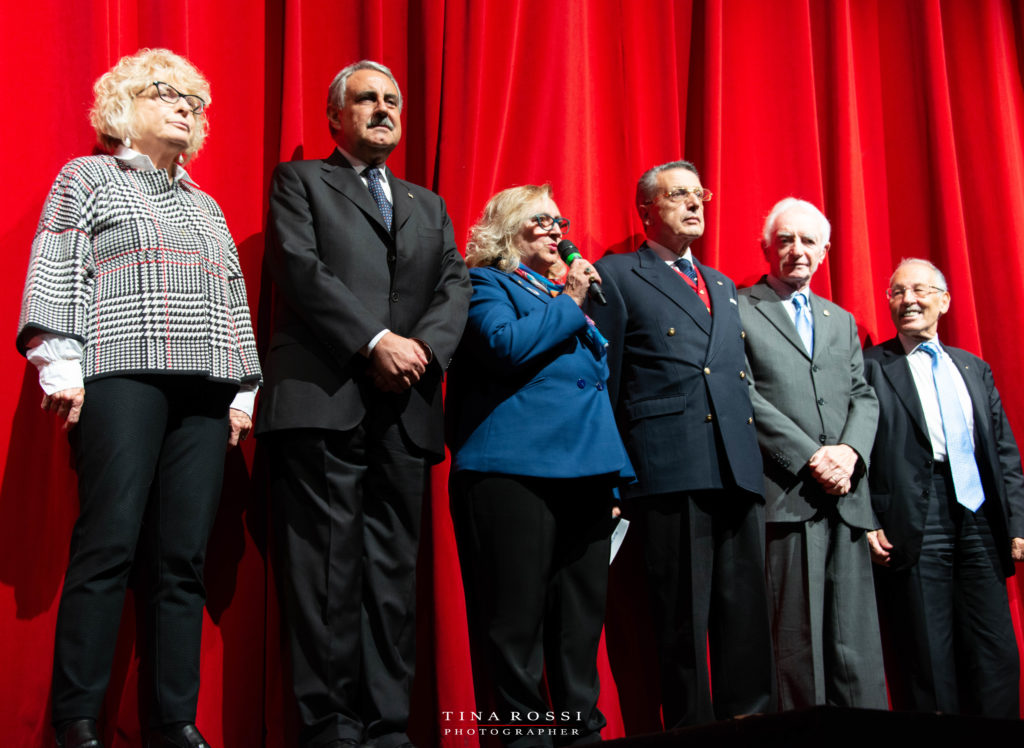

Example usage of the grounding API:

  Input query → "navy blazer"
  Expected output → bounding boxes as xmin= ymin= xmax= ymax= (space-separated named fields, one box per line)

xmin=589 ymin=246 xmax=763 ymax=499
xmin=447 ymin=267 xmax=631 ymax=480
xmin=864 ymin=337 xmax=1024 ymax=574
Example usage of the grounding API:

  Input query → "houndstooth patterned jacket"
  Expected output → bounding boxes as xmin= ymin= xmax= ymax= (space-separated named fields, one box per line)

xmin=17 ymin=156 xmax=261 ymax=386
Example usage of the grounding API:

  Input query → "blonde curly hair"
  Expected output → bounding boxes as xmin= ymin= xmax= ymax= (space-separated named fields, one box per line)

xmin=465 ymin=184 xmax=554 ymax=271
xmin=90 ymin=48 xmax=211 ymax=160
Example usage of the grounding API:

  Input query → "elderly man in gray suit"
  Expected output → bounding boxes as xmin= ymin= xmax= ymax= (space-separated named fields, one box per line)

xmin=738 ymin=198 xmax=887 ymax=710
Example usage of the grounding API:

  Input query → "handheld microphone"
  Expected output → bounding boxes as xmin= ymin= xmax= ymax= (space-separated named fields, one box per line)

xmin=557 ymin=239 xmax=607 ymax=305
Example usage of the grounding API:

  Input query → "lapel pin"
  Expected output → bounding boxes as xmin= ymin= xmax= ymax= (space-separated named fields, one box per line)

xmin=716 ymin=280 xmax=724 ymax=285
xmin=823 ymin=309 xmax=830 ymax=316
xmin=408 ymin=192 xmax=414 ymax=198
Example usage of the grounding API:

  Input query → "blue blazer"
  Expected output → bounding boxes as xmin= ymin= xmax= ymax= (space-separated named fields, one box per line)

xmin=447 ymin=266 xmax=632 ymax=480
xmin=588 ymin=246 xmax=763 ymax=499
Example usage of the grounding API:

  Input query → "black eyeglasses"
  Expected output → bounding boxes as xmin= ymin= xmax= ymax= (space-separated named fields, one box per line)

xmin=531 ymin=213 xmax=570 ymax=234
xmin=142 ymin=81 xmax=207 ymax=114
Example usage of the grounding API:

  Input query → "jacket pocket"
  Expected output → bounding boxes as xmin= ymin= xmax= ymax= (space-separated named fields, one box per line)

xmin=625 ymin=394 xmax=686 ymax=420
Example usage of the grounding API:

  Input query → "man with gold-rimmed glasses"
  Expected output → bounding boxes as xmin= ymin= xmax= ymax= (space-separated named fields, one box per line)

xmin=587 ymin=160 xmax=775 ymax=726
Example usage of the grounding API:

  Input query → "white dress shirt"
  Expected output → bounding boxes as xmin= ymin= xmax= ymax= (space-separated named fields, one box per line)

xmin=899 ymin=334 xmax=975 ymax=461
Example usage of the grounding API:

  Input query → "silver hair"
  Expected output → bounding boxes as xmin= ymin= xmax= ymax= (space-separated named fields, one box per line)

xmin=761 ymin=197 xmax=831 ymax=246
xmin=327 ymin=59 xmax=403 ymax=114
xmin=889 ymin=258 xmax=948 ymax=291
xmin=635 ymin=160 xmax=700 ymax=213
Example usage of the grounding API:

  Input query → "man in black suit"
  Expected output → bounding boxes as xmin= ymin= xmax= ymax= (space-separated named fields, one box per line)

xmin=588 ymin=160 xmax=774 ymax=727
xmin=864 ymin=258 xmax=1024 ymax=717
xmin=256 ymin=60 xmax=471 ymax=748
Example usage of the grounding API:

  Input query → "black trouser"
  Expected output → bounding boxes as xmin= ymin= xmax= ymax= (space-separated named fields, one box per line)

xmin=453 ymin=472 xmax=613 ymax=748
xmin=632 ymin=490 xmax=776 ymax=728
xmin=52 ymin=375 xmax=234 ymax=726
xmin=876 ymin=462 xmax=1019 ymax=717
xmin=267 ymin=414 xmax=428 ymax=748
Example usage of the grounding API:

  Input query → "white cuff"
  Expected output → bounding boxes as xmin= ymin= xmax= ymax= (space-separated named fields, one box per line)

xmin=229 ymin=384 xmax=258 ymax=418
xmin=37 ymin=358 xmax=85 ymax=395
xmin=364 ymin=328 xmax=390 ymax=356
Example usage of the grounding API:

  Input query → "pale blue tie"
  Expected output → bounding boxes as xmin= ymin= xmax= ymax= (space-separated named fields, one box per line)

xmin=920 ymin=340 xmax=985 ymax=511
xmin=364 ymin=167 xmax=393 ymax=231
xmin=792 ymin=293 xmax=813 ymax=356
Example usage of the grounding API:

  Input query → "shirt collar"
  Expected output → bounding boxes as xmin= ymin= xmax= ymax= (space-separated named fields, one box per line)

xmin=899 ymin=333 xmax=942 ymax=356
xmin=113 ymin=145 xmax=194 ymax=184
xmin=646 ymin=239 xmax=693 ymax=265
xmin=336 ymin=146 xmax=388 ymax=183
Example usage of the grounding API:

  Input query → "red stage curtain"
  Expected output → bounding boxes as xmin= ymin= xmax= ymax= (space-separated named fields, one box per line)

xmin=2 ymin=1 xmax=1024 ymax=746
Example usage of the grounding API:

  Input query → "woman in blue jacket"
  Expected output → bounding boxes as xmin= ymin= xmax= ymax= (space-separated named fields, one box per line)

xmin=447 ymin=184 xmax=631 ymax=748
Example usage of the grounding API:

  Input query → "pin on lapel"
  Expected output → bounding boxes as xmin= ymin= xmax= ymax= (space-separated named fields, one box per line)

xmin=823 ymin=310 xmax=830 ymax=316
xmin=408 ymin=192 xmax=414 ymax=198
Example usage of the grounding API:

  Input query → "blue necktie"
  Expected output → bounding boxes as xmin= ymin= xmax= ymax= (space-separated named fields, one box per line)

xmin=365 ymin=167 xmax=393 ymax=231
xmin=792 ymin=293 xmax=814 ymax=356
xmin=920 ymin=340 xmax=985 ymax=511
xmin=674 ymin=256 xmax=698 ymax=283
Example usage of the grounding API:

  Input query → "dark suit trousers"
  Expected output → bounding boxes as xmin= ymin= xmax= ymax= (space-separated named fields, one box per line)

xmin=876 ymin=462 xmax=1019 ymax=717
xmin=268 ymin=410 xmax=428 ymax=748
xmin=633 ymin=491 xmax=775 ymax=728
xmin=452 ymin=472 xmax=612 ymax=748
xmin=765 ymin=507 xmax=887 ymax=710
xmin=52 ymin=376 xmax=234 ymax=726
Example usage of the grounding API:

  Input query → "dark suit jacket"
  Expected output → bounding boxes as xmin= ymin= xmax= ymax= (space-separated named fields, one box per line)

xmin=446 ymin=267 xmax=631 ymax=480
xmin=589 ymin=245 xmax=763 ymax=499
xmin=864 ymin=337 xmax=1024 ymax=575
xmin=738 ymin=278 xmax=878 ymax=528
xmin=255 ymin=150 xmax=471 ymax=459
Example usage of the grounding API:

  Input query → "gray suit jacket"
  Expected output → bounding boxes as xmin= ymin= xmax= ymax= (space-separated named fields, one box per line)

xmin=738 ymin=278 xmax=878 ymax=528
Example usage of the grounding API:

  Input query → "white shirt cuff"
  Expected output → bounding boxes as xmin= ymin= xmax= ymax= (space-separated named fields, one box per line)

xmin=230 ymin=384 xmax=258 ymax=418
xmin=26 ymin=334 xmax=84 ymax=394
xmin=364 ymin=329 xmax=390 ymax=356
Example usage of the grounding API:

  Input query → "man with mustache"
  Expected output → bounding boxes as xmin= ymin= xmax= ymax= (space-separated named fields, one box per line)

xmin=737 ymin=198 xmax=886 ymax=710
xmin=864 ymin=258 xmax=1024 ymax=716
xmin=257 ymin=60 xmax=471 ymax=748
xmin=587 ymin=160 xmax=775 ymax=726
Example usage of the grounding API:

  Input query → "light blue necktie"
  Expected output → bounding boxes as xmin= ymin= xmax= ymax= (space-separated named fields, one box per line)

xmin=792 ymin=293 xmax=813 ymax=356
xmin=365 ymin=167 xmax=393 ymax=231
xmin=920 ymin=340 xmax=985 ymax=511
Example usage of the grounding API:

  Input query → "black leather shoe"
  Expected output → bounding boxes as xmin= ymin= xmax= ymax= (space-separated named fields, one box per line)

xmin=55 ymin=719 xmax=103 ymax=748
xmin=146 ymin=723 xmax=211 ymax=748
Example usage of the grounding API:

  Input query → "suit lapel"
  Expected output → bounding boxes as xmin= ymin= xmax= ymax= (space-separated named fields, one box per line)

xmin=946 ymin=347 xmax=992 ymax=447
xmin=632 ymin=245 xmax=711 ymax=334
xmin=699 ymin=260 xmax=735 ymax=357
xmin=748 ymin=280 xmax=810 ymax=361
xmin=807 ymin=291 xmax=833 ymax=365
xmin=388 ymin=167 xmax=413 ymax=233
xmin=319 ymin=151 xmax=390 ymax=234
xmin=877 ymin=338 xmax=930 ymax=441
